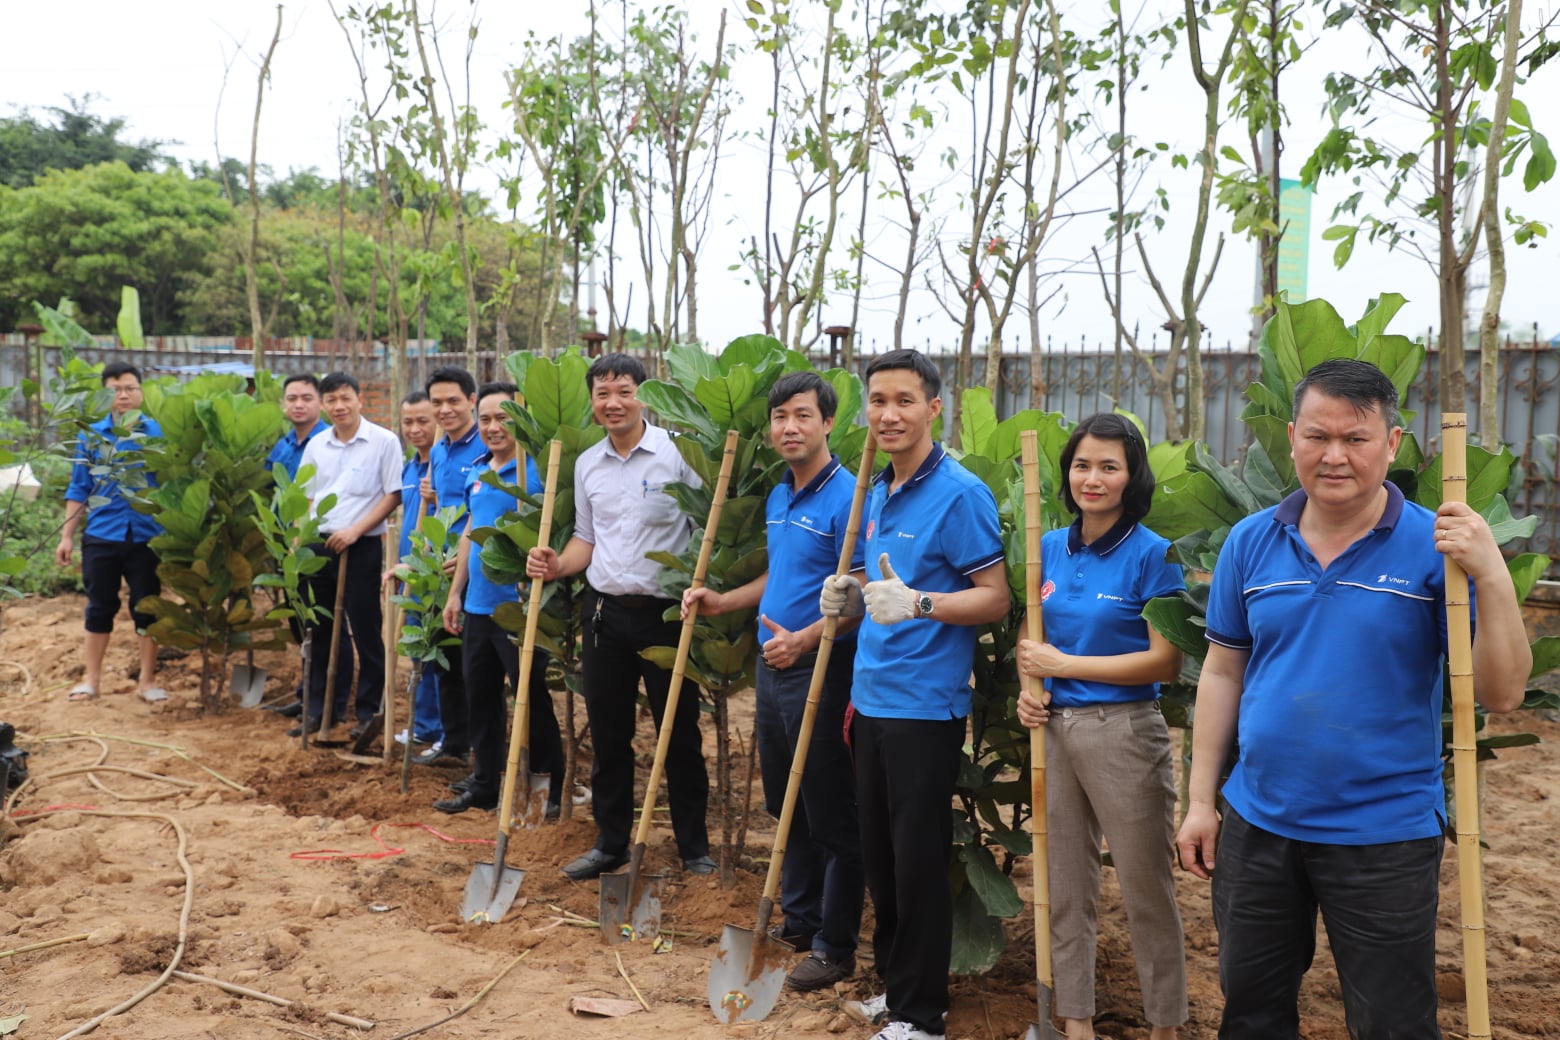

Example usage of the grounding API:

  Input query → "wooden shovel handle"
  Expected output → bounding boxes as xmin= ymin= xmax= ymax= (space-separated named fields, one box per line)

xmin=630 ymin=429 xmax=742 ymax=851
xmin=497 ymin=440 xmax=563 ymax=837
xmin=1020 ymin=430 xmax=1052 ymax=989
xmin=756 ymin=433 xmax=877 ymax=925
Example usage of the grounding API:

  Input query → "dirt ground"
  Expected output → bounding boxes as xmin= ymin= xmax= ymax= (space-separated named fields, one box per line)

xmin=1 ymin=593 xmax=1557 ymax=1040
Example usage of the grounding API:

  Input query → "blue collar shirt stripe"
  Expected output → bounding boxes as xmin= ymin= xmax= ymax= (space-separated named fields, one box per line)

xmin=1204 ymin=481 xmax=1466 ymax=845
xmin=65 ymin=414 xmax=164 ymax=543
xmin=573 ymin=421 xmax=700 ymax=598
xmin=850 ymin=445 xmax=1004 ymax=720
xmin=1041 ymin=518 xmax=1183 ymax=708
xmin=758 ymin=455 xmax=866 ymax=644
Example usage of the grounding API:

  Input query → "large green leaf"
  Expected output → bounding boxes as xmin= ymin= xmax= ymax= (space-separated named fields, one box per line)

xmin=948 ymin=880 xmax=1006 ymax=975
xmin=1143 ymin=594 xmax=1207 ymax=660
xmin=666 ymin=342 xmax=720 ymax=389
xmin=694 ymin=368 xmax=759 ymax=431
xmin=1507 ymin=553 xmax=1550 ymax=604
xmin=959 ymin=387 xmax=999 ymax=459
xmin=1528 ymin=636 xmax=1560 ymax=680
xmin=959 ymin=843 xmax=1023 ymax=918
xmin=638 ymin=379 xmax=720 ymax=443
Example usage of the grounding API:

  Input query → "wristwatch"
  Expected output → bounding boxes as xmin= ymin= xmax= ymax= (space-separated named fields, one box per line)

xmin=915 ymin=592 xmax=935 ymax=618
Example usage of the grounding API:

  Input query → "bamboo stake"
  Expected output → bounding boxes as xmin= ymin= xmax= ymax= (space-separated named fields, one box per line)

xmin=170 ymin=971 xmax=375 ymax=1030
xmin=1440 ymin=413 xmax=1490 ymax=1039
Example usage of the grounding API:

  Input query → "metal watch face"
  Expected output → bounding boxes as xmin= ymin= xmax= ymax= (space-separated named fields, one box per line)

xmin=916 ymin=593 xmax=934 ymax=616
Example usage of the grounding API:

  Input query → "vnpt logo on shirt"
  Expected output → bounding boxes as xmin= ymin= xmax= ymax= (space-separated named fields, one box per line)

xmin=1095 ymin=592 xmax=1125 ymax=602
xmin=1376 ymin=573 xmax=1412 ymax=587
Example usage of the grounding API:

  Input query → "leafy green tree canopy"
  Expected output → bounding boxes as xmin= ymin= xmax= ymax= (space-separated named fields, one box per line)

xmin=0 ymin=95 xmax=173 ymax=188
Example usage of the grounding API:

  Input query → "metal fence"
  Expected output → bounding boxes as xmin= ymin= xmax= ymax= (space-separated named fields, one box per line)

xmin=6 ymin=332 xmax=1559 ymax=556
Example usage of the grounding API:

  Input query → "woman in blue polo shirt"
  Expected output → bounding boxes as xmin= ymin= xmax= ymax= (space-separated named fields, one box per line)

xmin=1015 ymin=412 xmax=1186 ymax=1040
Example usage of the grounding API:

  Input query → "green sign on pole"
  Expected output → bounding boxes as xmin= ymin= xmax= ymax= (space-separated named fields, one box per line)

xmin=1277 ymin=177 xmax=1312 ymax=299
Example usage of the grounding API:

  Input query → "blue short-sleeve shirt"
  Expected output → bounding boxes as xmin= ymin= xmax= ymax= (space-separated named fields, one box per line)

xmin=65 ymin=414 xmax=164 ymax=543
xmin=1206 ymin=482 xmax=1460 ymax=844
xmin=1040 ymin=517 xmax=1184 ymax=707
xmin=397 ymin=454 xmax=433 ymax=562
xmin=462 ymin=453 xmax=542 ymax=617
xmin=429 ymin=423 xmax=485 ymax=537
xmin=758 ymin=456 xmax=867 ymax=644
xmin=265 ymin=419 xmax=330 ymax=480
xmin=850 ymin=445 xmax=1004 ymax=720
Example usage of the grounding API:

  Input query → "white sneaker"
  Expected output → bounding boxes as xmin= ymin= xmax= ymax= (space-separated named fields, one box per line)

xmin=870 ymin=1022 xmax=942 ymax=1040
xmin=394 ymin=728 xmax=410 ymax=746
xmin=845 ymin=993 xmax=889 ymax=1026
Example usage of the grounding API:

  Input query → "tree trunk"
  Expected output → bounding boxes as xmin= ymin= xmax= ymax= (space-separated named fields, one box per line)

xmin=1477 ymin=0 xmax=1522 ymax=444
xmin=1434 ymin=2 xmax=1466 ymax=415
xmin=245 ymin=7 xmax=283 ymax=373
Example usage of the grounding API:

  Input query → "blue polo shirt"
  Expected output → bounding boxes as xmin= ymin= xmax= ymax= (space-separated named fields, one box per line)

xmin=398 ymin=454 xmax=433 ymax=562
xmin=1040 ymin=517 xmax=1183 ymax=707
xmin=265 ymin=419 xmax=330 ymax=479
xmin=1206 ymin=482 xmax=1461 ymax=844
xmin=758 ymin=456 xmax=866 ymax=644
xmin=429 ymin=423 xmax=484 ymax=536
xmin=65 ymin=414 xmax=164 ymax=543
xmin=851 ymin=445 xmax=1004 ymax=720
xmin=462 ymin=452 xmax=542 ymax=616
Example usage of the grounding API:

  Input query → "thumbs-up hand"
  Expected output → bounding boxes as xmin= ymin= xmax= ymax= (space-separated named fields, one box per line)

xmin=864 ymin=552 xmax=917 ymax=625
xmin=758 ymin=613 xmax=809 ymax=670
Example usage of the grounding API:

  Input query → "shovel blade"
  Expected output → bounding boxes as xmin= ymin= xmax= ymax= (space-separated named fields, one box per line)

xmin=599 ymin=870 xmax=662 ymax=944
xmin=230 ymin=665 xmax=267 ymax=708
xmin=511 ymin=772 xmax=552 ymax=829
xmin=461 ymin=860 xmax=525 ymax=924
xmin=707 ymin=925 xmax=788 ymax=1024
xmin=1024 ymin=981 xmax=1064 ymax=1040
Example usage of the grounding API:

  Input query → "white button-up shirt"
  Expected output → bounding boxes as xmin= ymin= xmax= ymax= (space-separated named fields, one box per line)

xmin=574 ymin=421 xmax=702 ymax=597
xmin=300 ymin=418 xmax=404 ymax=535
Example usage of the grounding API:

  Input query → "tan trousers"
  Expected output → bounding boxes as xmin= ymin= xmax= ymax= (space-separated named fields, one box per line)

xmin=1045 ymin=700 xmax=1188 ymax=1027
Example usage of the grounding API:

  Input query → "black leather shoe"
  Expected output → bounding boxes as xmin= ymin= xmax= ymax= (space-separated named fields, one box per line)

xmin=413 ymin=747 xmax=468 ymax=768
xmin=561 ymin=848 xmax=629 ymax=881
xmin=545 ymin=800 xmax=561 ymax=821
xmin=683 ymin=854 xmax=718 ymax=876
xmin=267 ymin=700 xmax=303 ymax=717
xmin=433 ymin=789 xmax=497 ymax=814
xmin=449 ymin=773 xmax=476 ymax=794
xmin=286 ymin=719 xmax=323 ymax=738
xmin=768 ymin=924 xmax=816 ymax=951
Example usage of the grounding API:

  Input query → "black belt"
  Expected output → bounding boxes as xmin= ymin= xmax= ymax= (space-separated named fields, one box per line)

xmin=596 ymin=592 xmax=674 ymax=610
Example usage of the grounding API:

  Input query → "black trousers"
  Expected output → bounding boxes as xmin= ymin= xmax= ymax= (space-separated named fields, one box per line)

xmin=581 ymin=591 xmax=709 ymax=860
xmin=432 ymin=623 xmax=469 ymax=755
xmin=81 ymin=535 xmax=160 ymax=633
xmin=852 ymin=711 xmax=963 ymax=1036
xmin=304 ymin=537 xmax=384 ymax=723
xmin=461 ymin=612 xmax=564 ymax=801
xmin=1212 ymin=806 xmax=1445 ymax=1039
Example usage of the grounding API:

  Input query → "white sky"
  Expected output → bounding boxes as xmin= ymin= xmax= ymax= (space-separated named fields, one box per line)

xmin=3 ymin=0 xmax=1558 ymax=352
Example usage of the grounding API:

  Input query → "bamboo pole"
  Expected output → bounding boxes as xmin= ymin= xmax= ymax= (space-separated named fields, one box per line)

xmin=1019 ymin=430 xmax=1056 ymax=1029
xmin=1441 ymin=413 xmax=1490 ymax=1039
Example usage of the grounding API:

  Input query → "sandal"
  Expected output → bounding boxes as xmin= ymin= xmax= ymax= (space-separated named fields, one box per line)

xmin=68 ymin=683 xmax=98 ymax=702
xmin=138 ymin=686 xmax=168 ymax=703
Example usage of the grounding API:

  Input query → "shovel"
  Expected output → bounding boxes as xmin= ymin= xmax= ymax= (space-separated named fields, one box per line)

xmin=1441 ymin=413 xmax=1492 ymax=1039
xmin=461 ymin=439 xmax=563 ymax=924
xmin=231 ymin=648 xmax=267 ymax=708
xmin=1020 ymin=430 xmax=1064 ymax=1040
xmin=601 ymin=428 xmax=741 ymax=945
xmin=313 ymin=550 xmax=352 ymax=749
xmin=708 ymin=433 xmax=875 ymax=1023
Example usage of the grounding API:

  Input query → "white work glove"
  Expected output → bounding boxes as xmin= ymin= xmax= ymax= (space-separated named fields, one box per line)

xmin=864 ymin=553 xmax=916 ymax=625
xmin=819 ymin=574 xmax=864 ymax=619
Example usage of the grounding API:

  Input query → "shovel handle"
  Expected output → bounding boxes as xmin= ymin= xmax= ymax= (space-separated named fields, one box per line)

xmin=755 ymin=434 xmax=876 ymax=931
xmin=497 ymin=440 xmax=563 ymax=837
xmin=1441 ymin=415 xmax=1490 ymax=1038
xmin=629 ymin=430 xmax=741 ymax=855
xmin=1020 ymin=431 xmax=1052 ymax=990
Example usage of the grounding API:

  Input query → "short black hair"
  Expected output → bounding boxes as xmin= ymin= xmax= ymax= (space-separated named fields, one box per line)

xmin=864 ymin=348 xmax=940 ymax=400
xmin=586 ymin=353 xmax=647 ymax=391
xmin=1059 ymin=412 xmax=1156 ymax=525
xmin=402 ymin=389 xmax=430 ymax=406
xmin=1292 ymin=358 xmax=1399 ymax=429
xmin=768 ymin=370 xmax=838 ymax=421
xmin=282 ymin=373 xmax=319 ymax=393
xmin=425 ymin=366 xmax=476 ymax=397
xmin=319 ymin=371 xmax=360 ymax=396
xmin=101 ymin=361 xmax=142 ymax=385
xmin=477 ymin=380 xmax=518 ymax=404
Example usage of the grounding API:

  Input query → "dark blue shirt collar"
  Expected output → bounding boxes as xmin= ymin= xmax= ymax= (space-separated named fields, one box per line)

xmin=441 ymin=422 xmax=480 ymax=451
xmin=783 ymin=455 xmax=843 ymax=498
xmin=288 ymin=418 xmax=329 ymax=447
xmin=1273 ymin=480 xmax=1404 ymax=531
xmin=1065 ymin=513 xmax=1137 ymax=556
xmin=872 ymin=442 xmax=946 ymax=490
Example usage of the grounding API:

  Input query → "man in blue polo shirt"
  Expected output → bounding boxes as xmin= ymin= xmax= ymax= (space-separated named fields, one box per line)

xmin=56 ymin=361 xmax=167 ymax=704
xmin=819 ymin=348 xmax=1009 ymax=1040
xmin=436 ymin=381 xmax=562 ymax=813
xmin=414 ymin=365 xmax=486 ymax=769
xmin=385 ymin=388 xmax=442 ymax=747
xmin=682 ymin=369 xmax=866 ymax=992
xmin=1176 ymin=359 xmax=1530 ymax=1039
